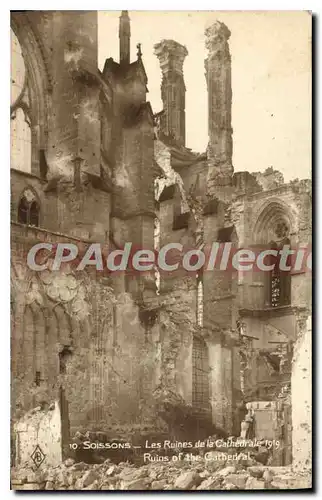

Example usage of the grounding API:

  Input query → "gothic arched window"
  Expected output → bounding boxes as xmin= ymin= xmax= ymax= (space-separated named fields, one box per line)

xmin=11 ymin=28 xmax=32 ymax=173
xmin=18 ymin=189 xmax=40 ymax=227
xmin=253 ymin=203 xmax=293 ymax=310
xmin=267 ymin=233 xmax=291 ymax=308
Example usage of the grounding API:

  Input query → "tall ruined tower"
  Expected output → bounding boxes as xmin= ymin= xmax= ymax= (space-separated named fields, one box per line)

xmin=103 ymin=11 xmax=156 ymax=301
xmin=205 ymin=21 xmax=233 ymax=192
xmin=154 ymin=40 xmax=188 ymax=146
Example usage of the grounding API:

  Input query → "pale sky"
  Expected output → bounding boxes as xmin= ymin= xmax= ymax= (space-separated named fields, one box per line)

xmin=98 ymin=11 xmax=311 ymax=182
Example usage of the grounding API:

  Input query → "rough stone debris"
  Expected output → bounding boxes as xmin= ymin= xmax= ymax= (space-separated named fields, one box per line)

xmin=11 ymin=457 xmax=312 ymax=491
xmin=11 ymin=396 xmax=312 ymax=490
xmin=174 ymin=471 xmax=202 ymax=489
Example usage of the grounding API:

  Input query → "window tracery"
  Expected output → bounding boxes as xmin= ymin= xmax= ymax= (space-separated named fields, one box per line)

xmin=11 ymin=28 xmax=32 ymax=173
xmin=267 ymin=222 xmax=291 ymax=308
xmin=192 ymin=335 xmax=210 ymax=410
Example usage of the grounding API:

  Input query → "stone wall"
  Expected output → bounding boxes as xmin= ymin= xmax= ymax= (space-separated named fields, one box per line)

xmin=292 ymin=314 xmax=312 ymax=470
xmin=11 ymin=9 xmax=160 ymax=440
xmin=246 ymin=401 xmax=291 ymax=466
xmin=11 ymin=239 xmax=162 ymax=435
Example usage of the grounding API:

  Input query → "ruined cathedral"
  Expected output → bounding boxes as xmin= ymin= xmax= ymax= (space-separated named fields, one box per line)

xmin=11 ymin=11 xmax=311 ymax=468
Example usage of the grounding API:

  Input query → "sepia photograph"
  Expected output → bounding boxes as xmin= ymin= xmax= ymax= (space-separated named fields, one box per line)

xmin=10 ymin=8 xmax=312 ymax=491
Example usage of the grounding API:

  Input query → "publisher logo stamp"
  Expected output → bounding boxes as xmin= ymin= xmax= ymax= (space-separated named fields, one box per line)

xmin=31 ymin=445 xmax=45 ymax=469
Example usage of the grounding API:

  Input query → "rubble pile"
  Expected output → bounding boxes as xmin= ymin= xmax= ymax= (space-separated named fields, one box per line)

xmin=11 ymin=456 xmax=311 ymax=491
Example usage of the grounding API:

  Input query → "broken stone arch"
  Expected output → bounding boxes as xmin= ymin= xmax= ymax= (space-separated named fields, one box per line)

xmin=249 ymin=200 xmax=296 ymax=308
xmin=11 ymin=14 xmax=49 ymax=177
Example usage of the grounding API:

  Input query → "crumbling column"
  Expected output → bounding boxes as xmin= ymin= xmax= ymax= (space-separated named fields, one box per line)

xmin=292 ymin=313 xmax=312 ymax=470
xmin=48 ymin=11 xmax=100 ymax=180
xmin=205 ymin=21 xmax=233 ymax=191
xmin=119 ymin=10 xmax=130 ymax=65
xmin=154 ymin=40 xmax=188 ymax=146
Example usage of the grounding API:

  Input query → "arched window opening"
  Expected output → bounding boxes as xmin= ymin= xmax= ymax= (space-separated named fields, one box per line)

xmin=29 ymin=201 xmax=40 ymax=227
xmin=267 ymin=237 xmax=291 ymax=308
xmin=11 ymin=28 xmax=32 ymax=173
xmin=11 ymin=28 xmax=25 ymax=106
xmin=10 ymin=108 xmax=32 ymax=173
xmin=17 ymin=189 xmax=40 ymax=227
xmin=17 ymin=196 xmax=28 ymax=224
xmin=196 ymin=272 xmax=204 ymax=327
xmin=253 ymin=204 xmax=293 ymax=310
